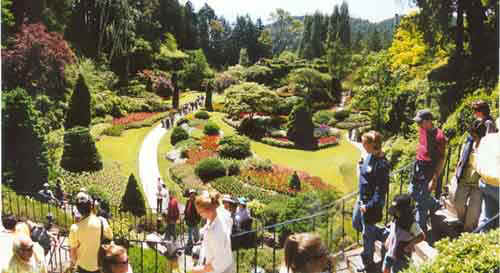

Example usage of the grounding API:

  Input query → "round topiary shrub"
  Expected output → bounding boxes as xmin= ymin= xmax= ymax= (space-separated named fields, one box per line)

xmin=194 ymin=158 xmax=226 ymax=182
xmin=170 ymin=126 xmax=189 ymax=145
xmin=203 ymin=121 xmax=220 ymax=136
xmin=194 ymin=111 xmax=210 ymax=120
xmin=333 ymin=109 xmax=350 ymax=121
xmin=218 ymin=135 xmax=252 ymax=159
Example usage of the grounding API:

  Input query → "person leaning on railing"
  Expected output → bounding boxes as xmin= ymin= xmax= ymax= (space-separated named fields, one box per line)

xmin=280 ymin=233 xmax=337 ymax=273
xmin=352 ymin=130 xmax=390 ymax=272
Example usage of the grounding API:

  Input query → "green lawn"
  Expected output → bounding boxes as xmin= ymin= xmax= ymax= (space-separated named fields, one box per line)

xmin=157 ymin=129 xmax=186 ymax=202
xmin=96 ymin=125 xmax=153 ymax=179
xmin=210 ymin=112 xmax=361 ymax=193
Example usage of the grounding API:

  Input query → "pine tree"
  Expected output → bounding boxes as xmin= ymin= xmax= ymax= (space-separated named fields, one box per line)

xmin=121 ymin=174 xmax=146 ymax=216
xmin=339 ymin=1 xmax=351 ymax=49
xmin=286 ymin=103 xmax=316 ymax=150
xmin=205 ymin=88 xmax=213 ymax=111
xmin=298 ymin=16 xmax=313 ymax=59
xmin=2 ymin=88 xmax=49 ymax=193
xmin=327 ymin=5 xmax=340 ymax=45
xmin=183 ymin=1 xmax=198 ymax=50
xmin=65 ymin=73 xmax=91 ymax=129
xmin=60 ymin=126 xmax=103 ymax=172
xmin=310 ymin=12 xmax=324 ymax=59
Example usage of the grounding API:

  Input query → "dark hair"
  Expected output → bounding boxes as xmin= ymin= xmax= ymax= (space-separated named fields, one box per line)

xmin=100 ymin=244 xmax=127 ymax=273
xmin=3 ymin=214 xmax=17 ymax=230
xmin=472 ymin=100 xmax=491 ymax=117
xmin=284 ymin=233 xmax=327 ymax=273
xmin=76 ymin=202 xmax=92 ymax=216
xmin=469 ymin=120 xmax=487 ymax=139
xmin=389 ymin=194 xmax=414 ymax=231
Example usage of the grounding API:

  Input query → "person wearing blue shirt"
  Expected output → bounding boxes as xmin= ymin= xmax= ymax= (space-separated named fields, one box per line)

xmin=352 ymin=130 xmax=390 ymax=272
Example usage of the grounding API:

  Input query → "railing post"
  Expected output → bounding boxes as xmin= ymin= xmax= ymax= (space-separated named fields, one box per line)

xmin=273 ymin=230 xmax=276 ymax=273
xmin=342 ymin=199 xmax=345 ymax=253
xmin=236 ymin=248 xmax=239 ymax=273
xmin=254 ymin=235 xmax=258 ymax=273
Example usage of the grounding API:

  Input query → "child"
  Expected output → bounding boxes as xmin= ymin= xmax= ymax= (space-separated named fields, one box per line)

xmin=383 ymin=194 xmax=425 ymax=273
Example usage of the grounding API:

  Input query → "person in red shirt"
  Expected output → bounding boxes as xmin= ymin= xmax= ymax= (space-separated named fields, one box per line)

xmin=165 ymin=192 xmax=179 ymax=242
xmin=184 ymin=189 xmax=201 ymax=245
xmin=410 ymin=109 xmax=447 ymax=235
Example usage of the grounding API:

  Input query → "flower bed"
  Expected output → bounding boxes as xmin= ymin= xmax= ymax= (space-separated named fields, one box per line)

xmin=211 ymin=176 xmax=287 ymax=204
xmin=261 ymin=137 xmax=295 ymax=148
xmin=112 ymin=112 xmax=159 ymax=125
xmin=186 ymin=135 xmax=219 ymax=165
xmin=318 ymin=135 xmax=339 ymax=149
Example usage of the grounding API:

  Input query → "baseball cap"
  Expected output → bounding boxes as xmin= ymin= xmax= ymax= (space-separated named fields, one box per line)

xmin=76 ymin=192 xmax=92 ymax=204
xmin=237 ymin=197 xmax=248 ymax=205
xmin=413 ymin=109 xmax=433 ymax=123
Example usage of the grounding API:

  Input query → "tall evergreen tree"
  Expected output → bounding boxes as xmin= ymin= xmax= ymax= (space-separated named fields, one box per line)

xmin=239 ymin=48 xmax=250 ymax=66
xmin=298 ymin=15 xmax=313 ymax=59
xmin=172 ymin=73 xmax=179 ymax=109
xmin=159 ymin=0 xmax=184 ymax=48
xmin=286 ymin=103 xmax=316 ymax=150
xmin=205 ymin=88 xmax=213 ymax=111
xmin=65 ymin=74 xmax=91 ymax=129
xmin=197 ymin=3 xmax=216 ymax=59
xmin=2 ymin=88 xmax=49 ymax=193
xmin=310 ymin=12 xmax=324 ymax=59
xmin=121 ymin=174 xmax=146 ymax=216
xmin=327 ymin=5 xmax=340 ymax=45
xmin=183 ymin=1 xmax=198 ymax=50
xmin=60 ymin=126 xmax=103 ymax=172
xmin=339 ymin=2 xmax=351 ymax=48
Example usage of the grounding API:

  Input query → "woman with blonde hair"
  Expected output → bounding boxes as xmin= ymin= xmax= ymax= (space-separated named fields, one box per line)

xmin=352 ymin=130 xmax=390 ymax=272
xmin=193 ymin=192 xmax=235 ymax=273
xmin=280 ymin=233 xmax=335 ymax=273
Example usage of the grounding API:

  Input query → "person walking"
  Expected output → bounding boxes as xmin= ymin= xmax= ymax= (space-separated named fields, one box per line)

xmin=69 ymin=192 xmax=113 ymax=273
xmin=449 ymin=120 xmax=486 ymax=231
xmin=165 ymin=192 xmax=179 ymax=242
xmin=352 ymin=130 xmax=390 ymax=272
xmin=185 ymin=190 xmax=201 ymax=246
xmin=410 ymin=109 xmax=447 ymax=235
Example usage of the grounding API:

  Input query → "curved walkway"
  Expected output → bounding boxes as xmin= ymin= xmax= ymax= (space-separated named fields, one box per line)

xmin=138 ymin=123 xmax=170 ymax=209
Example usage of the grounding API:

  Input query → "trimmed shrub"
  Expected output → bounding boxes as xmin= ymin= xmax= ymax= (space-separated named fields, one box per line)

xmin=287 ymin=103 xmax=316 ymax=150
xmin=244 ymin=65 xmax=272 ymax=85
xmin=120 ymin=174 xmax=146 ymax=216
xmin=170 ymin=126 xmax=189 ymax=145
xmin=238 ymin=117 xmax=268 ymax=140
xmin=129 ymin=246 xmax=170 ymax=273
xmin=313 ymin=110 xmax=336 ymax=125
xmin=218 ymin=135 xmax=252 ymax=159
xmin=261 ymin=137 xmax=295 ymax=148
xmin=66 ymin=74 xmax=91 ymax=129
xmin=243 ymin=158 xmax=273 ymax=172
xmin=333 ymin=109 xmax=350 ymax=121
xmin=176 ymin=117 xmax=189 ymax=126
xmin=60 ymin=126 xmax=103 ymax=172
xmin=102 ymin=125 xmax=125 ymax=136
xmin=194 ymin=158 xmax=226 ymax=182
xmin=401 ymin=229 xmax=500 ymax=273
xmin=289 ymin=172 xmax=301 ymax=191
xmin=203 ymin=121 xmax=220 ymax=136
xmin=194 ymin=111 xmax=210 ymax=119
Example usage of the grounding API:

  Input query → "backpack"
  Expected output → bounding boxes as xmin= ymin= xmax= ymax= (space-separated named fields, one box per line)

xmin=31 ymin=226 xmax=51 ymax=253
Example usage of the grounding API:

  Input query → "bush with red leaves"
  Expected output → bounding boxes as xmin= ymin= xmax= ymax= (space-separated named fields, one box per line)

xmin=2 ymin=23 xmax=75 ymax=95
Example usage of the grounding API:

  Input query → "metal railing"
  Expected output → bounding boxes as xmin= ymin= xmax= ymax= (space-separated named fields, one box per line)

xmin=1 ymin=148 xmax=458 ymax=273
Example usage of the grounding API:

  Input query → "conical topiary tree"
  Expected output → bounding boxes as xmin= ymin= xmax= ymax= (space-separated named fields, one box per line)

xmin=65 ymin=73 xmax=91 ymax=129
xmin=289 ymin=171 xmax=301 ymax=191
xmin=121 ymin=174 xmax=146 ymax=216
xmin=60 ymin=126 xmax=103 ymax=172
xmin=287 ymin=103 xmax=316 ymax=150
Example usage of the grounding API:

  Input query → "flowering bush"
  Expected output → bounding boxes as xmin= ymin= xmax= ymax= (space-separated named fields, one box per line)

xmin=112 ymin=112 xmax=159 ymax=125
xmin=2 ymin=23 xmax=75 ymax=95
xmin=136 ymin=69 xmax=173 ymax=96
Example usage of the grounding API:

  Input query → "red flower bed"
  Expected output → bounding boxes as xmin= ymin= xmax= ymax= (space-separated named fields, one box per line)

xmin=272 ymin=137 xmax=291 ymax=142
xmin=112 ymin=112 xmax=159 ymax=125
xmin=318 ymin=136 xmax=337 ymax=144
xmin=186 ymin=135 xmax=219 ymax=165
xmin=239 ymin=112 xmax=267 ymax=118
xmin=201 ymin=135 xmax=219 ymax=152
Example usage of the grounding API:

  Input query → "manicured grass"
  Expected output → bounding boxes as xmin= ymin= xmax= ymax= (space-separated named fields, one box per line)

xmin=157 ymin=126 xmax=186 ymax=202
xmin=210 ymin=112 xmax=361 ymax=193
xmin=96 ymin=125 xmax=153 ymax=179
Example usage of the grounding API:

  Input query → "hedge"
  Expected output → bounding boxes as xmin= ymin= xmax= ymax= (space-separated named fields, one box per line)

xmin=194 ymin=111 xmax=210 ymax=119
xmin=170 ymin=126 xmax=189 ymax=145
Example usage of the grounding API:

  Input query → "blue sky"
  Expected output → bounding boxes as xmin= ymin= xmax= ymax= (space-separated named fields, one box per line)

xmin=180 ymin=0 xmax=416 ymax=24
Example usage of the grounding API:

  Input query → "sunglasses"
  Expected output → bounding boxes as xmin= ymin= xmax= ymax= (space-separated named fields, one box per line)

xmin=111 ymin=258 xmax=128 ymax=265
xmin=18 ymin=245 xmax=34 ymax=253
